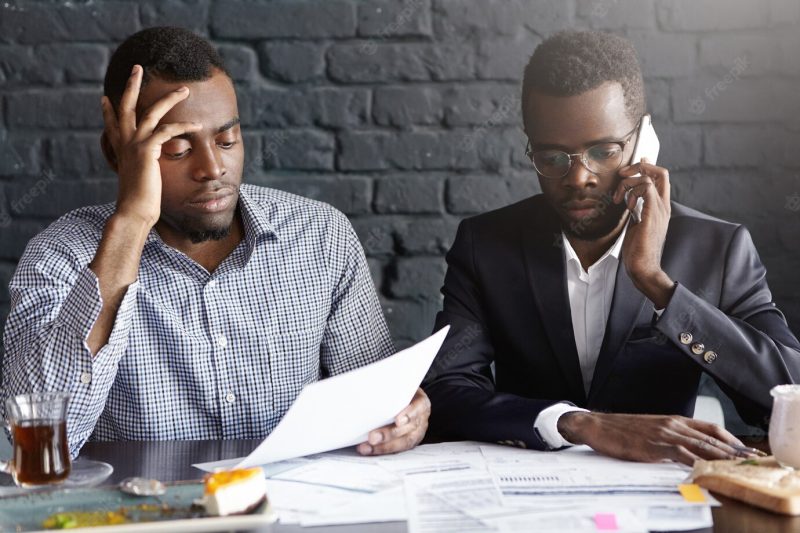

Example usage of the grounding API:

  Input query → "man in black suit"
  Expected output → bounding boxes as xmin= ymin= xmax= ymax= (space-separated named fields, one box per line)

xmin=423 ymin=30 xmax=800 ymax=465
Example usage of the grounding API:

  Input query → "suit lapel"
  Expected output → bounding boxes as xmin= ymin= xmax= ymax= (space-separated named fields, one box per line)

xmin=587 ymin=261 xmax=648 ymax=403
xmin=521 ymin=205 xmax=587 ymax=404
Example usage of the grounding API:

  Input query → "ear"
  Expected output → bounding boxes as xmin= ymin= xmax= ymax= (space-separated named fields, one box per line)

xmin=100 ymin=131 xmax=118 ymax=173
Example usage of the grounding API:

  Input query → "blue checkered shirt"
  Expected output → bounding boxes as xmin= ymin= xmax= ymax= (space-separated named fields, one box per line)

xmin=3 ymin=184 xmax=394 ymax=457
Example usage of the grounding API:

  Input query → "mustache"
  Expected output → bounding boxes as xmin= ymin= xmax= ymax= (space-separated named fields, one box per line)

xmin=561 ymin=192 xmax=615 ymax=207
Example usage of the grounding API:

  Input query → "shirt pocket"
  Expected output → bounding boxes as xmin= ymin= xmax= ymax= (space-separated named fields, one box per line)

xmin=138 ymin=285 xmax=206 ymax=340
xmin=267 ymin=328 xmax=323 ymax=419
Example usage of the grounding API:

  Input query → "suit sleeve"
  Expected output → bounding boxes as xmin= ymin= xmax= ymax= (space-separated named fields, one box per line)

xmin=422 ymin=219 xmax=562 ymax=450
xmin=655 ymin=225 xmax=800 ymax=427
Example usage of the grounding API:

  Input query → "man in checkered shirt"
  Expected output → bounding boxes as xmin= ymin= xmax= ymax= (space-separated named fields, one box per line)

xmin=3 ymin=27 xmax=431 ymax=458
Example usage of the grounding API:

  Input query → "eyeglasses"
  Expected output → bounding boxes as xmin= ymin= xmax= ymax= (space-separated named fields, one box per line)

xmin=525 ymin=121 xmax=640 ymax=179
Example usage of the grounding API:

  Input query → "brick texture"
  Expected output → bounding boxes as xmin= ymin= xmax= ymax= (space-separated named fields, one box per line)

xmin=1 ymin=0 xmax=798 ymax=355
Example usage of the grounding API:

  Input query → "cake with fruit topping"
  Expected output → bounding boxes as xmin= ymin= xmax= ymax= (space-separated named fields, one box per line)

xmin=201 ymin=467 xmax=268 ymax=516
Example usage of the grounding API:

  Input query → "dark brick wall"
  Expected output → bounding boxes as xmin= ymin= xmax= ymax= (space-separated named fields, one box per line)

xmin=1 ymin=0 xmax=798 ymax=353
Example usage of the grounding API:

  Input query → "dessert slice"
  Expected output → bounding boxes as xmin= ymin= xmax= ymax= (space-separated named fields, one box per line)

xmin=202 ymin=467 xmax=268 ymax=516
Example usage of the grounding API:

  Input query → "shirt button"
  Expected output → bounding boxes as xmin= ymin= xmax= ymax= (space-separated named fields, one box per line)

xmin=208 ymin=279 xmax=218 ymax=288
xmin=216 ymin=334 xmax=228 ymax=348
xmin=679 ymin=332 xmax=693 ymax=345
xmin=691 ymin=342 xmax=705 ymax=355
xmin=704 ymin=351 xmax=718 ymax=364
xmin=225 ymin=392 xmax=236 ymax=403
xmin=80 ymin=372 xmax=92 ymax=384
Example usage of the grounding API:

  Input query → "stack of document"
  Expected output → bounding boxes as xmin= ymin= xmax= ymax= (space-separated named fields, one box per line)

xmin=194 ymin=329 xmax=716 ymax=531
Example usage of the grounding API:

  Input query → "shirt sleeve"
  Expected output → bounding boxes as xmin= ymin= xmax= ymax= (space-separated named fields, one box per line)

xmin=318 ymin=209 xmax=394 ymax=377
xmin=2 ymin=233 xmax=138 ymax=457
xmin=534 ymin=402 xmax=590 ymax=449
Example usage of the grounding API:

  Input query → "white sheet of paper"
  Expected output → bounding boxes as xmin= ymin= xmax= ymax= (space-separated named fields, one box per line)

xmin=634 ymin=504 xmax=714 ymax=531
xmin=484 ymin=508 xmax=648 ymax=533
xmin=299 ymin=486 xmax=407 ymax=526
xmin=194 ymin=326 xmax=449 ymax=471
xmin=480 ymin=444 xmax=692 ymax=496
xmin=263 ymin=478 xmax=365 ymax=523
xmin=413 ymin=469 xmax=509 ymax=520
xmin=271 ymin=457 xmax=401 ymax=493
xmin=405 ymin=483 xmax=494 ymax=533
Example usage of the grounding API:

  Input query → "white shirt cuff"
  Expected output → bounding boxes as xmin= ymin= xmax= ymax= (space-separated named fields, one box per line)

xmin=534 ymin=402 xmax=590 ymax=449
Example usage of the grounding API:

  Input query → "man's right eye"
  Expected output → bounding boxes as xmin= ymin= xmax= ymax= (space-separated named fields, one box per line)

xmin=164 ymin=149 xmax=190 ymax=159
xmin=537 ymin=152 xmax=567 ymax=166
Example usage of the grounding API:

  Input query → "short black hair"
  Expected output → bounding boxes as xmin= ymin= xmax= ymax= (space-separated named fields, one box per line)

xmin=521 ymin=30 xmax=645 ymax=133
xmin=104 ymin=26 xmax=228 ymax=109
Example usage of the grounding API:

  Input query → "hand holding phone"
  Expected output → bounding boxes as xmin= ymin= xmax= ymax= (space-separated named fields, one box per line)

xmin=625 ymin=114 xmax=660 ymax=223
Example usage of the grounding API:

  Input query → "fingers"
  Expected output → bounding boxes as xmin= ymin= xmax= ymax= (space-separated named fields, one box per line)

xmin=118 ymin=64 xmax=143 ymax=141
xmin=614 ymin=176 xmax=657 ymax=208
xmin=624 ymin=182 xmax=650 ymax=213
xmin=358 ymin=389 xmax=431 ymax=456
xmin=654 ymin=418 xmax=748 ymax=464
xmin=642 ymin=158 xmax=671 ymax=206
xmin=666 ymin=444 xmax=702 ymax=467
xmin=587 ymin=414 xmax=750 ymax=467
xmin=368 ymin=419 xmax=427 ymax=456
xmin=135 ymin=86 xmax=192 ymax=140
xmin=618 ymin=159 xmax=671 ymax=204
xmin=357 ymin=422 xmax=414 ymax=455
xmin=685 ymin=419 xmax=747 ymax=449
xmin=100 ymin=96 xmax=120 ymax=149
xmin=395 ymin=388 xmax=430 ymax=426
xmin=147 ymin=121 xmax=202 ymax=149
xmin=668 ymin=428 xmax=739 ymax=461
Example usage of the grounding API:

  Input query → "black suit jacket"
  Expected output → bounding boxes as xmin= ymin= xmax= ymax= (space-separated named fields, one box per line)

xmin=422 ymin=195 xmax=800 ymax=449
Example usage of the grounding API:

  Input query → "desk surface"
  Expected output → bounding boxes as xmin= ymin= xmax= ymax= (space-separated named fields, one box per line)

xmin=72 ymin=439 xmax=798 ymax=533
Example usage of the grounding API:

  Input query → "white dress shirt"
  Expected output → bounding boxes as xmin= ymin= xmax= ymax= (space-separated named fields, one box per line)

xmin=534 ymin=225 xmax=627 ymax=448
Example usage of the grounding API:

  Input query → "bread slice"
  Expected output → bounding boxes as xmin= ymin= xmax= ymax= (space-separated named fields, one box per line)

xmin=691 ymin=457 xmax=800 ymax=516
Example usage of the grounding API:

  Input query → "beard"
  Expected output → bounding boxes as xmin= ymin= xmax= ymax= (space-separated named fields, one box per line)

xmin=158 ymin=192 xmax=240 ymax=244
xmin=167 ymin=209 xmax=236 ymax=243
xmin=560 ymin=197 xmax=628 ymax=241
xmin=184 ymin=224 xmax=232 ymax=244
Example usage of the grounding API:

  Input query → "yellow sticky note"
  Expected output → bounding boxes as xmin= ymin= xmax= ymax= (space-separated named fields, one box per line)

xmin=679 ymin=483 xmax=706 ymax=503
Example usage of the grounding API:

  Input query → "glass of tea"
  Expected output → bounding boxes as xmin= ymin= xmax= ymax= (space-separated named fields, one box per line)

xmin=3 ymin=392 xmax=71 ymax=487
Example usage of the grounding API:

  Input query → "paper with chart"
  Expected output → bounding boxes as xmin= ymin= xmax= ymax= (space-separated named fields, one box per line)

xmin=402 ymin=466 xmax=649 ymax=533
xmin=194 ymin=326 xmax=449 ymax=471
xmin=480 ymin=443 xmax=693 ymax=495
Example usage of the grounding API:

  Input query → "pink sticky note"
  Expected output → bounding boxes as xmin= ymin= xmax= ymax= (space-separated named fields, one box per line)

xmin=594 ymin=513 xmax=618 ymax=531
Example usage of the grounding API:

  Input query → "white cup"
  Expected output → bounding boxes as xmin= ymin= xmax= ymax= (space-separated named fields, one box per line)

xmin=769 ymin=385 xmax=800 ymax=469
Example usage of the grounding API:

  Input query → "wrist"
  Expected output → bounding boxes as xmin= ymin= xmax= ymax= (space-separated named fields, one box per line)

xmin=631 ymin=270 xmax=675 ymax=309
xmin=104 ymin=213 xmax=153 ymax=250
xmin=108 ymin=211 xmax=156 ymax=236
xmin=557 ymin=411 xmax=592 ymax=445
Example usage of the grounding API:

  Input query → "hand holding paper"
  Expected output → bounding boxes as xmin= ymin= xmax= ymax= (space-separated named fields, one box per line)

xmin=195 ymin=326 xmax=449 ymax=471
xmin=358 ymin=387 xmax=431 ymax=456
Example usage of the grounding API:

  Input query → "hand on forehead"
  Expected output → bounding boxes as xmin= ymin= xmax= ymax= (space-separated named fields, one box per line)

xmin=134 ymin=69 xmax=239 ymax=131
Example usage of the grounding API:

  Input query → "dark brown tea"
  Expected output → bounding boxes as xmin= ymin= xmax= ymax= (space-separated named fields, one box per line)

xmin=11 ymin=418 xmax=70 ymax=485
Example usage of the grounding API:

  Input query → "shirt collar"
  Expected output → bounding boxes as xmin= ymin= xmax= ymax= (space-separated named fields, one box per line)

xmin=562 ymin=222 xmax=628 ymax=275
xmin=237 ymin=184 xmax=278 ymax=242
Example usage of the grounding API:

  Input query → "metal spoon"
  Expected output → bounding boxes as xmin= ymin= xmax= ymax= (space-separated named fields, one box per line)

xmin=119 ymin=477 xmax=166 ymax=497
